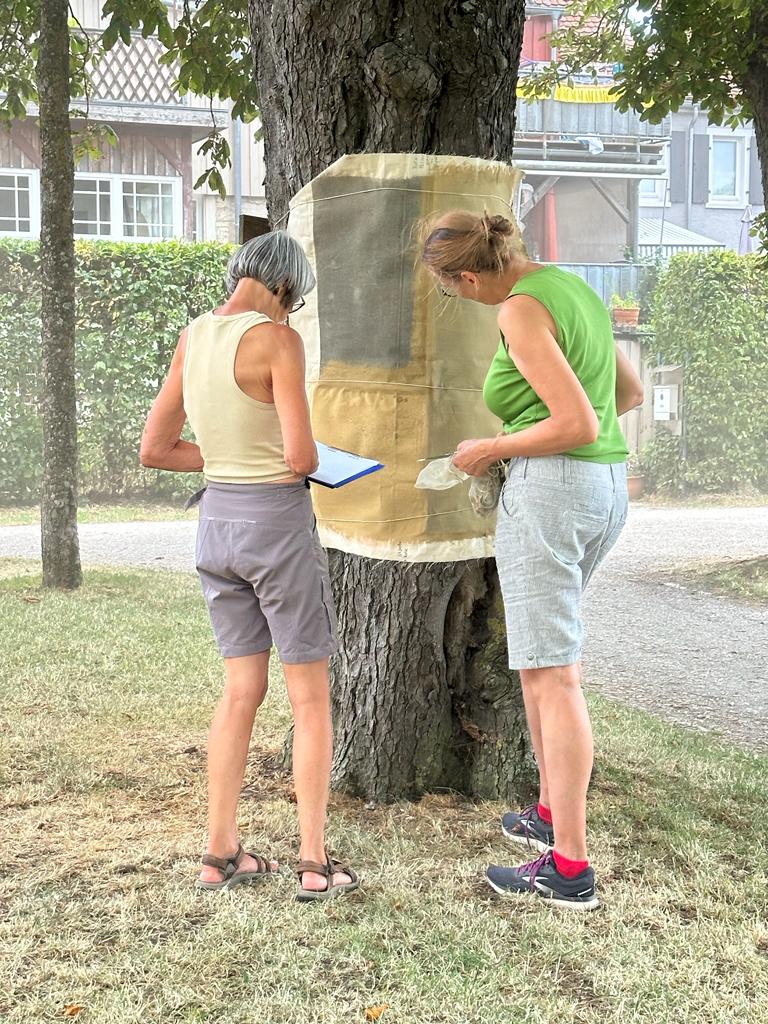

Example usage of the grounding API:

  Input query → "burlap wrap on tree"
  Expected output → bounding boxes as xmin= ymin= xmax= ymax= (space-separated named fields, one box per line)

xmin=288 ymin=153 xmax=523 ymax=563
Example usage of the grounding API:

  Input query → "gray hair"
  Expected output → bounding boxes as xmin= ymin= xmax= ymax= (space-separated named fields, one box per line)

xmin=225 ymin=229 xmax=316 ymax=302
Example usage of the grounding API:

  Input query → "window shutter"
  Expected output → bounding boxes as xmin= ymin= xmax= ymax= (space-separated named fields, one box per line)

xmin=749 ymin=139 xmax=764 ymax=206
xmin=692 ymin=135 xmax=710 ymax=204
xmin=669 ymin=131 xmax=687 ymax=203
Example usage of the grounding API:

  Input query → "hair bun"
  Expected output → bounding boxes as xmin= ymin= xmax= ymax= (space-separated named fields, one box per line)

xmin=483 ymin=213 xmax=514 ymax=240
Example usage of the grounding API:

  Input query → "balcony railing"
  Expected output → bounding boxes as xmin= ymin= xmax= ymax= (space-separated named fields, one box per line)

xmin=89 ymin=35 xmax=185 ymax=106
xmin=516 ymin=97 xmax=669 ymax=140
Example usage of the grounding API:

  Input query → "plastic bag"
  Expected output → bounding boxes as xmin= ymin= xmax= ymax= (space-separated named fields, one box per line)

xmin=468 ymin=461 xmax=505 ymax=517
xmin=414 ymin=456 xmax=469 ymax=490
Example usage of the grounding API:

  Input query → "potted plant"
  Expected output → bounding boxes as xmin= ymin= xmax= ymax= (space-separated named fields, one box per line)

xmin=626 ymin=452 xmax=645 ymax=500
xmin=610 ymin=292 xmax=641 ymax=327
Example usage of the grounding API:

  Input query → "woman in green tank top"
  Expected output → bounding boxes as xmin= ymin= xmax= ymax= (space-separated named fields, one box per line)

xmin=420 ymin=210 xmax=644 ymax=909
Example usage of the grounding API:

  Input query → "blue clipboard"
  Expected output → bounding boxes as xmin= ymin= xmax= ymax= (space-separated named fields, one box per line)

xmin=309 ymin=442 xmax=384 ymax=488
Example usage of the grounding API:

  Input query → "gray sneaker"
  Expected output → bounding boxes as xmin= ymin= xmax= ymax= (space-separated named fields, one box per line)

xmin=501 ymin=804 xmax=554 ymax=853
xmin=486 ymin=852 xmax=600 ymax=911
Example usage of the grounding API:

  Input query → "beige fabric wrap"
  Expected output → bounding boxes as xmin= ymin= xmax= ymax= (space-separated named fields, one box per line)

xmin=288 ymin=153 xmax=523 ymax=563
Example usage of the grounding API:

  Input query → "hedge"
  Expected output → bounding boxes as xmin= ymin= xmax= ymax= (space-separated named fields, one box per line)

xmin=647 ymin=251 xmax=768 ymax=493
xmin=0 ymin=239 xmax=234 ymax=503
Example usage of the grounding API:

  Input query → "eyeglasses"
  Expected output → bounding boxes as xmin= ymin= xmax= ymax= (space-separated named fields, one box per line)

xmin=289 ymin=298 xmax=306 ymax=314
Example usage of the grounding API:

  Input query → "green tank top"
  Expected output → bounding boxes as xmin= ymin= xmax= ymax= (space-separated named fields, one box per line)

xmin=482 ymin=266 xmax=627 ymax=464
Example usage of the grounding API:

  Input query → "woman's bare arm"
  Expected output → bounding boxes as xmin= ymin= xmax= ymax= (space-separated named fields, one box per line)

xmin=453 ymin=296 xmax=599 ymax=476
xmin=269 ymin=324 xmax=319 ymax=477
xmin=139 ymin=330 xmax=204 ymax=472
xmin=615 ymin=344 xmax=645 ymax=415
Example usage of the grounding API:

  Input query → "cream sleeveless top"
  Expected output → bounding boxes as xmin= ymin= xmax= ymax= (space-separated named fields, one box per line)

xmin=182 ymin=310 xmax=292 ymax=484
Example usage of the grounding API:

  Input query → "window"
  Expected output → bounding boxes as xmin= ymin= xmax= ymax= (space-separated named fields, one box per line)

xmin=0 ymin=171 xmax=35 ymax=235
xmin=639 ymin=144 xmax=669 ymax=207
xmin=711 ymin=139 xmax=738 ymax=198
xmin=74 ymin=177 xmax=111 ymax=236
xmin=708 ymin=134 xmax=746 ymax=207
xmin=639 ymin=175 xmax=668 ymax=207
xmin=122 ymin=179 xmax=177 ymax=239
xmin=521 ymin=17 xmax=553 ymax=63
xmin=0 ymin=170 xmax=181 ymax=240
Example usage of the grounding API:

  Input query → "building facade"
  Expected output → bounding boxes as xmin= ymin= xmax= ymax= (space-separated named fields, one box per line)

xmin=517 ymin=2 xmax=763 ymax=260
xmin=515 ymin=1 xmax=668 ymax=263
xmin=2 ymin=2 xmax=762 ymax=256
xmin=0 ymin=1 xmax=266 ymax=246
xmin=638 ymin=104 xmax=764 ymax=252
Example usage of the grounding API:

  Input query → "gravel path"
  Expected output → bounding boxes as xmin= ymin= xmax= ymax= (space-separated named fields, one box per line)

xmin=2 ymin=506 xmax=767 ymax=749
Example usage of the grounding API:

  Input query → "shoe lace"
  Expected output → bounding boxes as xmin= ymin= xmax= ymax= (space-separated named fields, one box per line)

xmin=520 ymin=851 xmax=554 ymax=891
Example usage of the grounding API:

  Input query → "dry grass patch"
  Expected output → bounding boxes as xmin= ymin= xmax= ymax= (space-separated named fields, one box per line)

xmin=670 ymin=556 xmax=768 ymax=604
xmin=1 ymin=561 xmax=767 ymax=1023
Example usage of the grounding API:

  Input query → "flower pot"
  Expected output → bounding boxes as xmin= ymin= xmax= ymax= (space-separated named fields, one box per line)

xmin=627 ymin=474 xmax=645 ymax=500
xmin=613 ymin=306 xmax=641 ymax=327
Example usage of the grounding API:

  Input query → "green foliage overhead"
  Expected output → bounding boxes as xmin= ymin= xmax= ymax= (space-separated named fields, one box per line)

xmin=530 ymin=1 xmax=760 ymax=126
xmin=0 ymin=2 xmax=96 ymax=121
xmin=645 ymin=250 xmax=768 ymax=493
xmin=0 ymin=239 xmax=234 ymax=503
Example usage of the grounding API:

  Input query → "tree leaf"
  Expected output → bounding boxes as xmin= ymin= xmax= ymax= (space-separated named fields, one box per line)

xmin=364 ymin=1006 xmax=389 ymax=1021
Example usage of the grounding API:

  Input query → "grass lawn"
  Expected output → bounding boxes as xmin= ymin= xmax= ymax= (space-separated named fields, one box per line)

xmin=0 ymin=503 xmax=194 ymax=527
xmin=1 ymin=560 xmax=767 ymax=1024
xmin=672 ymin=556 xmax=768 ymax=605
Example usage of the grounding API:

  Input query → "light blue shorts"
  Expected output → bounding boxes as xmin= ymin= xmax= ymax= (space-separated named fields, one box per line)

xmin=495 ymin=455 xmax=628 ymax=671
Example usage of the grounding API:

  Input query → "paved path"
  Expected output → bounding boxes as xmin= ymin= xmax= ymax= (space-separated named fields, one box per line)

xmin=2 ymin=506 xmax=767 ymax=749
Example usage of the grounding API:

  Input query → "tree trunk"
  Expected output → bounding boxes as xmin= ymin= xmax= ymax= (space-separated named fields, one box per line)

xmin=250 ymin=0 xmax=533 ymax=801
xmin=745 ymin=4 xmax=768 ymax=234
xmin=37 ymin=0 xmax=82 ymax=589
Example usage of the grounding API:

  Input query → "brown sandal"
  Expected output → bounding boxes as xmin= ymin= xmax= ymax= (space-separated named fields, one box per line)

xmin=196 ymin=844 xmax=276 ymax=891
xmin=296 ymin=851 xmax=360 ymax=902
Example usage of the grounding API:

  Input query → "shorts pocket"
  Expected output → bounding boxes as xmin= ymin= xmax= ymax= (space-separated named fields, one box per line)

xmin=195 ymin=519 xmax=212 ymax=571
xmin=320 ymin=576 xmax=337 ymax=636
xmin=500 ymin=481 xmax=515 ymax=518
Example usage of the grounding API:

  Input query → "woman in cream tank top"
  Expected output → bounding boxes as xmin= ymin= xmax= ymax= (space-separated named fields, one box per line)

xmin=140 ymin=231 xmax=359 ymax=901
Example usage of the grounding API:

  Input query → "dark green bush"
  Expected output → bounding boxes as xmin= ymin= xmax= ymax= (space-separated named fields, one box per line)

xmin=0 ymin=239 xmax=234 ymax=503
xmin=649 ymin=251 xmax=768 ymax=493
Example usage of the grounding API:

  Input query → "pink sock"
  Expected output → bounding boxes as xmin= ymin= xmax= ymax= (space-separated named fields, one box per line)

xmin=537 ymin=802 xmax=553 ymax=825
xmin=553 ymin=849 xmax=589 ymax=878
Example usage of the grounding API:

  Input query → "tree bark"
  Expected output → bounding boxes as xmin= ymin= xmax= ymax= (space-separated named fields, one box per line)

xmin=744 ymin=4 xmax=768 ymax=227
xmin=250 ymin=1 xmax=524 ymax=222
xmin=37 ymin=0 xmax=82 ymax=589
xmin=250 ymin=0 xmax=533 ymax=801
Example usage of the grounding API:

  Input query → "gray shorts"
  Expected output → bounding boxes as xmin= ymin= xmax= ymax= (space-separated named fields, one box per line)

xmin=194 ymin=482 xmax=338 ymax=663
xmin=495 ymin=455 xmax=628 ymax=671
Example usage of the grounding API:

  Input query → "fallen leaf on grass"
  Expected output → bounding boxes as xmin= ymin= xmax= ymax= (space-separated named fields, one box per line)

xmin=365 ymin=1005 xmax=389 ymax=1021
xmin=63 ymin=1005 xmax=84 ymax=1017
xmin=21 ymin=595 xmax=42 ymax=604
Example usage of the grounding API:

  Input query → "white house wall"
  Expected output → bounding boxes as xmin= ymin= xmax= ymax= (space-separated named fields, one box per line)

xmin=641 ymin=108 xmax=764 ymax=251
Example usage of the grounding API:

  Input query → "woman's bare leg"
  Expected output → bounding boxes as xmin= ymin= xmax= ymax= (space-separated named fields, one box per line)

xmin=199 ymin=651 xmax=272 ymax=883
xmin=520 ymin=663 xmax=593 ymax=862
xmin=283 ymin=658 xmax=351 ymax=891
xmin=521 ymin=682 xmax=550 ymax=809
